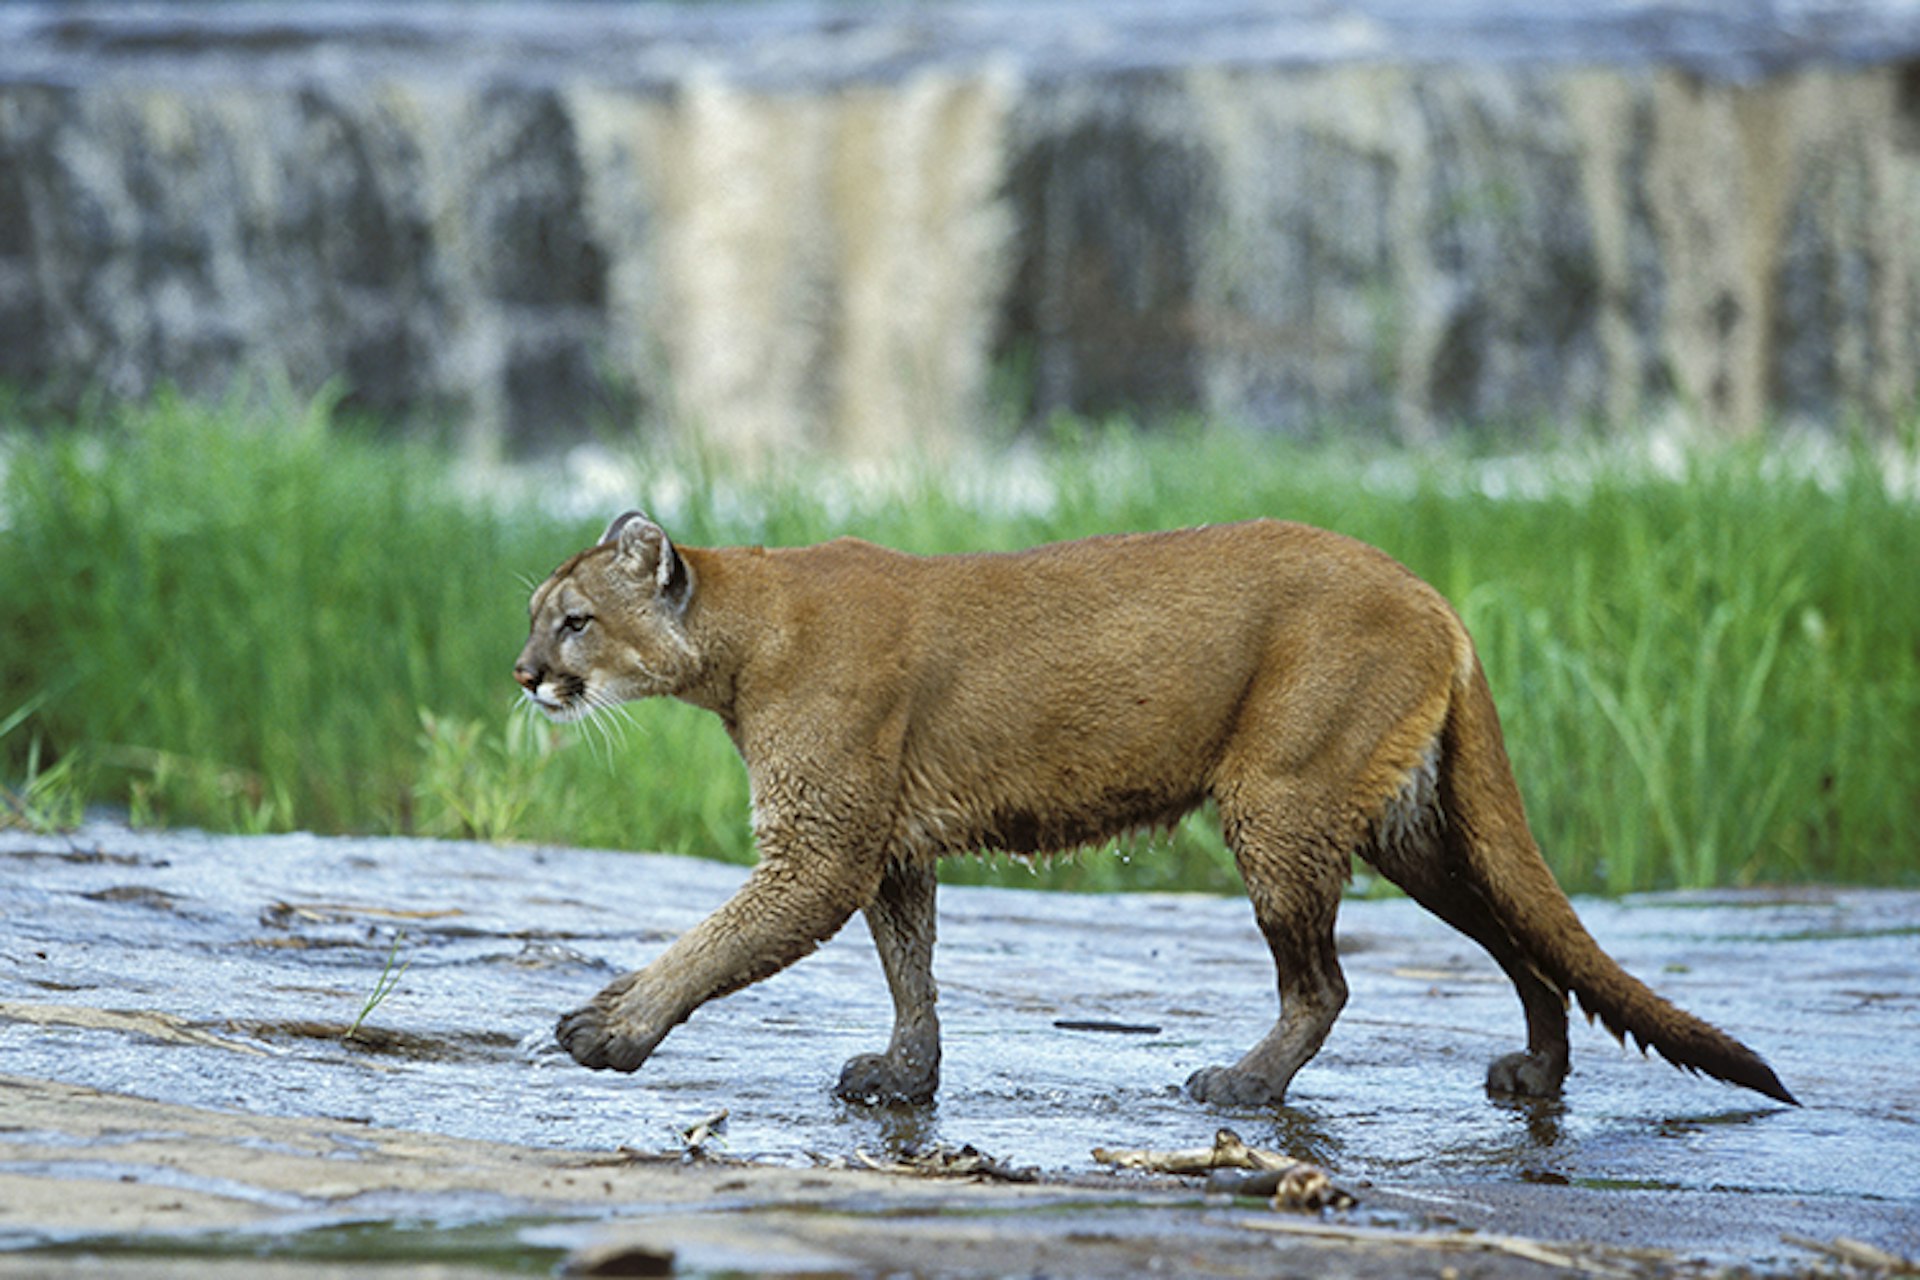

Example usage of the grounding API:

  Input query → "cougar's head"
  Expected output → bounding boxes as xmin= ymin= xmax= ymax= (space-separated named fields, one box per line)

xmin=514 ymin=511 xmax=698 ymax=722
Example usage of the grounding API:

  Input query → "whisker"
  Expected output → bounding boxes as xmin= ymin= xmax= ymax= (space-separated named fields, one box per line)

xmin=536 ymin=683 xmax=615 ymax=767
xmin=573 ymin=700 xmax=611 ymax=765
xmin=510 ymin=695 xmax=552 ymax=749
xmin=588 ymin=687 xmax=638 ymax=727
xmin=580 ymin=689 xmax=636 ymax=763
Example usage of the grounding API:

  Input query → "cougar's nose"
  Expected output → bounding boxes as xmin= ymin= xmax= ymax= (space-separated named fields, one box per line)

xmin=513 ymin=663 xmax=540 ymax=692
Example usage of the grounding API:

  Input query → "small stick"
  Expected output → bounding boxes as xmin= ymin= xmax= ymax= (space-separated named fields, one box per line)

xmin=1092 ymin=1127 xmax=1295 ymax=1174
xmin=676 ymin=1108 xmax=729 ymax=1152
xmin=1092 ymin=1129 xmax=1354 ymax=1210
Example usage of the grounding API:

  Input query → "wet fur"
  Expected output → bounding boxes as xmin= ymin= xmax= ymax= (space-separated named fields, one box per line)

xmin=516 ymin=513 xmax=1796 ymax=1108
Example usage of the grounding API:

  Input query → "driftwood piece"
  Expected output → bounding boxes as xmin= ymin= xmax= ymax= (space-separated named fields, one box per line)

xmin=1091 ymin=1128 xmax=1355 ymax=1211
xmin=829 ymin=1142 xmax=1039 ymax=1183
xmin=1092 ymin=1127 xmax=1294 ymax=1175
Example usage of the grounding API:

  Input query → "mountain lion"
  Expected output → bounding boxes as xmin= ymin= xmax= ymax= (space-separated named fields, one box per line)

xmin=515 ymin=511 xmax=1795 ymax=1108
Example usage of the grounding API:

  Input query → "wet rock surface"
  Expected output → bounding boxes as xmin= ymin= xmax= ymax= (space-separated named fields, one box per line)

xmin=1 ymin=822 xmax=1916 ymax=1275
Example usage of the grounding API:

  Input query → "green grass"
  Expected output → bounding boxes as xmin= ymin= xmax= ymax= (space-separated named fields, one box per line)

xmin=3 ymin=393 xmax=1916 ymax=893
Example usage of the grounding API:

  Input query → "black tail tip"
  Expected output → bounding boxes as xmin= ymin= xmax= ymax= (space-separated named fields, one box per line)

xmin=1666 ymin=1035 xmax=1798 ymax=1106
xmin=1744 ymin=1062 xmax=1799 ymax=1107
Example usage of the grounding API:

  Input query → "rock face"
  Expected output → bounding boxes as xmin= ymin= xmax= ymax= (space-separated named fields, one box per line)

xmin=2 ymin=3 xmax=1918 ymax=454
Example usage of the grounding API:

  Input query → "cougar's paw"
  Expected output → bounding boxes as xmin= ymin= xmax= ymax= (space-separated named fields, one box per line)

xmin=1486 ymin=1050 xmax=1568 ymax=1099
xmin=835 ymin=1052 xmax=938 ymax=1106
xmin=1186 ymin=1065 xmax=1286 ymax=1107
xmin=554 ymin=1003 xmax=665 ymax=1073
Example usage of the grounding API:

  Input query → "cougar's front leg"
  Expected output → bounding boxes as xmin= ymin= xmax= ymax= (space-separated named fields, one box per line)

xmin=557 ymin=820 xmax=885 ymax=1074
xmin=836 ymin=857 xmax=940 ymax=1104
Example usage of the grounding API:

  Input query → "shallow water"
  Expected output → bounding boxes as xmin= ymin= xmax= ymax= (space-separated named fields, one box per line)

xmin=3 ymin=823 xmax=1916 ymax=1265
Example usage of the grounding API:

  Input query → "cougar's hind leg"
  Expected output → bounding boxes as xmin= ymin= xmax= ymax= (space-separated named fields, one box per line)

xmin=1187 ymin=800 xmax=1351 ymax=1107
xmin=1369 ymin=818 xmax=1571 ymax=1099
xmin=836 ymin=856 xmax=941 ymax=1104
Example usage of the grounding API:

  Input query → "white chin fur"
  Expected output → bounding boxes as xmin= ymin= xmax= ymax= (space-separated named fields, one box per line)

xmin=524 ymin=690 xmax=588 ymax=723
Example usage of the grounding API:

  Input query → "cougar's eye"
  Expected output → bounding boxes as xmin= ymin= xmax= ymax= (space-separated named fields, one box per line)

xmin=559 ymin=613 xmax=591 ymax=636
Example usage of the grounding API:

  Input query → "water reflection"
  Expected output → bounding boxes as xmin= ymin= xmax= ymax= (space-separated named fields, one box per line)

xmin=1490 ymin=1093 xmax=1568 ymax=1148
xmin=834 ymin=1098 xmax=941 ymax=1159
xmin=1247 ymin=1107 xmax=1344 ymax=1168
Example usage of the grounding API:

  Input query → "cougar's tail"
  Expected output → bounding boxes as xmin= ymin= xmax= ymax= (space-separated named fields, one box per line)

xmin=1440 ymin=653 xmax=1798 ymax=1106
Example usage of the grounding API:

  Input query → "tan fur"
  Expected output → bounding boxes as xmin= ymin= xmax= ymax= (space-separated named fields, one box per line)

xmin=516 ymin=512 xmax=1796 ymax=1107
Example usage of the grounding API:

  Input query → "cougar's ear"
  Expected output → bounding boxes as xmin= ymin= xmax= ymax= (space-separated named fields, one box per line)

xmin=654 ymin=532 xmax=691 ymax=613
xmin=604 ymin=510 xmax=691 ymax=612
xmin=600 ymin=509 xmax=653 ymax=547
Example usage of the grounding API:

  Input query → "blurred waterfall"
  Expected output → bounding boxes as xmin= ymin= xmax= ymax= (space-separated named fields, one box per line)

xmin=2 ymin=3 xmax=1918 ymax=455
